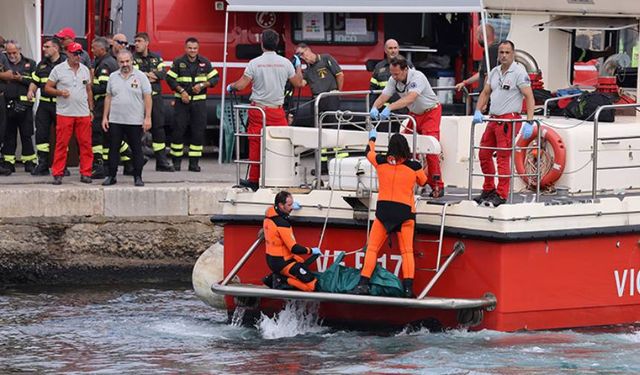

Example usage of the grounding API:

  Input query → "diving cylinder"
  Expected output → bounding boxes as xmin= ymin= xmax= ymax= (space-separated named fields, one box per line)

xmin=192 ymin=242 xmax=225 ymax=308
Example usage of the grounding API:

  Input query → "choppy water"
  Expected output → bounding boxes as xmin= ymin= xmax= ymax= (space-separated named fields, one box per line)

xmin=1 ymin=284 xmax=640 ymax=374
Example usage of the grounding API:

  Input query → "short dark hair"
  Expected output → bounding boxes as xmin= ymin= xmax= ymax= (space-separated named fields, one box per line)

xmin=389 ymin=55 xmax=409 ymax=70
xmin=92 ymin=36 xmax=109 ymax=51
xmin=499 ymin=40 xmax=515 ymax=51
xmin=185 ymin=37 xmax=199 ymax=45
xmin=135 ymin=32 xmax=150 ymax=42
xmin=387 ymin=133 xmax=411 ymax=160
xmin=274 ymin=190 xmax=291 ymax=206
xmin=45 ymin=37 xmax=62 ymax=51
xmin=261 ymin=29 xmax=279 ymax=51
xmin=296 ymin=42 xmax=309 ymax=50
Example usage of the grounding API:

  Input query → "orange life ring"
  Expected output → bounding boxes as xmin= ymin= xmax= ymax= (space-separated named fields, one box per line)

xmin=514 ymin=124 xmax=566 ymax=188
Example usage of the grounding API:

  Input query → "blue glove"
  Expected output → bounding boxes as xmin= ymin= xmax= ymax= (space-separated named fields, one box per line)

xmin=226 ymin=84 xmax=235 ymax=93
xmin=311 ymin=247 xmax=322 ymax=256
xmin=293 ymin=55 xmax=301 ymax=68
xmin=369 ymin=128 xmax=377 ymax=140
xmin=521 ymin=121 xmax=534 ymax=140
xmin=380 ymin=106 xmax=391 ymax=120
xmin=369 ymin=107 xmax=379 ymax=120
xmin=292 ymin=201 xmax=301 ymax=210
xmin=472 ymin=110 xmax=483 ymax=124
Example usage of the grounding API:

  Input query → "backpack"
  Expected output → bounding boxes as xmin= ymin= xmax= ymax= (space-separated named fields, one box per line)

xmin=564 ymin=92 xmax=615 ymax=122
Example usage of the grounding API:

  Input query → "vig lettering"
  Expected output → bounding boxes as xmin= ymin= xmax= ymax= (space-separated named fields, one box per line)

xmin=614 ymin=269 xmax=640 ymax=297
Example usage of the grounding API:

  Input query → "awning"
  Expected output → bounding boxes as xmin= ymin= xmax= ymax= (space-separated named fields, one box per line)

xmin=534 ymin=16 xmax=639 ymax=31
xmin=484 ymin=0 xmax=640 ymax=18
xmin=226 ymin=0 xmax=482 ymax=13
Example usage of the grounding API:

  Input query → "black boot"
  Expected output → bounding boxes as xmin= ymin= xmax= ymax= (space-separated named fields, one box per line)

xmin=172 ymin=157 xmax=182 ymax=171
xmin=2 ymin=161 xmax=15 ymax=173
xmin=351 ymin=276 xmax=370 ymax=295
xmin=24 ymin=160 xmax=37 ymax=173
xmin=402 ymin=279 xmax=415 ymax=298
xmin=188 ymin=157 xmax=201 ymax=172
xmin=155 ymin=149 xmax=175 ymax=172
xmin=31 ymin=152 xmax=50 ymax=176
xmin=0 ymin=162 xmax=11 ymax=176
xmin=91 ymin=155 xmax=105 ymax=179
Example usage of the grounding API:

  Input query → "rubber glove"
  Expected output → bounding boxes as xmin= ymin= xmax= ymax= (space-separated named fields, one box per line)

xmin=293 ymin=54 xmax=301 ymax=68
xmin=380 ymin=106 xmax=391 ymax=120
xmin=521 ymin=121 xmax=534 ymax=140
xmin=472 ymin=109 xmax=483 ymax=124
xmin=292 ymin=201 xmax=301 ymax=210
xmin=226 ymin=84 xmax=235 ymax=93
xmin=369 ymin=107 xmax=379 ymax=120
xmin=369 ymin=128 xmax=377 ymax=140
xmin=311 ymin=247 xmax=322 ymax=255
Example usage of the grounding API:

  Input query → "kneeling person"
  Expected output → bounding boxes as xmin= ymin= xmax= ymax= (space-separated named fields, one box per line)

xmin=264 ymin=191 xmax=321 ymax=292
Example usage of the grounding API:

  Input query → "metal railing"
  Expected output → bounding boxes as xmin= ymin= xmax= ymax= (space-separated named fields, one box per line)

xmin=542 ymin=93 xmax=582 ymax=117
xmin=233 ymin=104 xmax=266 ymax=188
xmin=467 ymin=118 xmax=543 ymax=203
xmin=591 ymin=102 xmax=640 ymax=198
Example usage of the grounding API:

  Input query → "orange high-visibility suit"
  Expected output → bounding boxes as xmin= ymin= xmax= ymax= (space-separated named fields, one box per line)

xmin=360 ymin=140 xmax=428 ymax=281
xmin=263 ymin=206 xmax=317 ymax=292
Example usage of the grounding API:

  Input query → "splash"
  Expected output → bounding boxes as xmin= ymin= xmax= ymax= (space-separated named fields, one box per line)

xmin=256 ymin=300 xmax=325 ymax=339
xmin=230 ymin=306 xmax=246 ymax=327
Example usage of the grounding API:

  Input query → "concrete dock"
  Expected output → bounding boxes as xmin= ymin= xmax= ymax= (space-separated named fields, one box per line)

xmin=0 ymin=158 xmax=238 ymax=285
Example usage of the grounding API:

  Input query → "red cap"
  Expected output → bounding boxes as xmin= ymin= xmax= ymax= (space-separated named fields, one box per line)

xmin=66 ymin=42 xmax=83 ymax=54
xmin=55 ymin=27 xmax=76 ymax=40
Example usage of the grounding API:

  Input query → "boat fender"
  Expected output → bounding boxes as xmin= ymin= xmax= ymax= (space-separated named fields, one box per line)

xmin=514 ymin=124 xmax=566 ymax=188
xmin=192 ymin=242 xmax=225 ymax=308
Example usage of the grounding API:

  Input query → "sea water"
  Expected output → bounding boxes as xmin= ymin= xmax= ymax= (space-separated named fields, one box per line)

xmin=1 ymin=284 xmax=639 ymax=374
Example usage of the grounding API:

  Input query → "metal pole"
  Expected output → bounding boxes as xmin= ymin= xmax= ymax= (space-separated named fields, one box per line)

xmin=535 ymin=120 xmax=541 ymax=202
xmin=220 ymin=230 xmax=265 ymax=286
xmin=509 ymin=120 xmax=516 ymax=204
xmin=592 ymin=108 xmax=602 ymax=199
xmin=418 ymin=241 xmax=465 ymax=299
xmin=467 ymin=120 xmax=476 ymax=200
xmin=218 ymin=10 xmax=230 ymax=164
xmin=235 ymin=106 xmax=241 ymax=184
xmin=260 ymin=108 xmax=267 ymax=188
xmin=314 ymin=93 xmax=324 ymax=189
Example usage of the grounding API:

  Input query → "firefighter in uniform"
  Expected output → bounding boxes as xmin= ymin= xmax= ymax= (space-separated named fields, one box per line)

xmin=264 ymin=190 xmax=321 ymax=292
xmin=352 ymin=132 xmax=428 ymax=297
xmin=54 ymin=27 xmax=92 ymax=68
xmin=28 ymin=38 xmax=67 ymax=175
xmin=1 ymin=40 xmax=36 ymax=172
xmin=166 ymin=37 xmax=219 ymax=172
xmin=91 ymin=37 xmax=121 ymax=178
xmin=0 ymin=50 xmax=13 ymax=175
xmin=133 ymin=32 xmax=174 ymax=171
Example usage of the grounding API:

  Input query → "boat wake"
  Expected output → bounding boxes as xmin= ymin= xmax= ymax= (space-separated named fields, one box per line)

xmin=255 ymin=300 xmax=326 ymax=339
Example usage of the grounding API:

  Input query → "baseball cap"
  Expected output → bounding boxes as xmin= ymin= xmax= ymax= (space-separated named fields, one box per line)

xmin=55 ymin=27 xmax=76 ymax=40
xmin=66 ymin=42 xmax=83 ymax=54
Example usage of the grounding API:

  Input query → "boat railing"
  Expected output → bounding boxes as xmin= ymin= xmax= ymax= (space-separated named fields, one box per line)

xmin=467 ymin=117 xmax=544 ymax=203
xmin=233 ymin=104 xmax=267 ymax=189
xmin=542 ymin=93 xmax=582 ymax=117
xmin=591 ymin=102 xmax=640 ymax=199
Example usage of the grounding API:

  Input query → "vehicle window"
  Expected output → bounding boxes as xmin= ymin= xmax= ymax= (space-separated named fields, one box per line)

xmin=43 ymin=0 xmax=86 ymax=36
xmin=292 ymin=13 xmax=376 ymax=45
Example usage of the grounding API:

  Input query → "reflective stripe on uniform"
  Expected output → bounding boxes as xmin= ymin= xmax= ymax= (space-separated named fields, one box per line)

xmin=189 ymin=143 xmax=203 ymax=156
xmin=170 ymin=143 xmax=184 ymax=157
xmin=166 ymin=70 xmax=178 ymax=78
xmin=176 ymin=77 xmax=192 ymax=83
xmin=21 ymin=154 xmax=36 ymax=162
xmin=207 ymin=70 xmax=219 ymax=79
xmin=194 ymin=76 xmax=207 ymax=82
xmin=4 ymin=155 xmax=16 ymax=164
xmin=93 ymin=145 xmax=103 ymax=154
xmin=152 ymin=142 xmax=166 ymax=152
xmin=320 ymin=147 xmax=349 ymax=161
xmin=94 ymin=93 xmax=106 ymax=100
xmin=36 ymin=143 xmax=50 ymax=152
xmin=39 ymin=96 xmax=56 ymax=102
xmin=19 ymin=95 xmax=35 ymax=103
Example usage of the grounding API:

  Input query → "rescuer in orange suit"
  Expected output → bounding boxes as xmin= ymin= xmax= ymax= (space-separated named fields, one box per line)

xmin=264 ymin=190 xmax=322 ymax=292
xmin=352 ymin=131 xmax=428 ymax=297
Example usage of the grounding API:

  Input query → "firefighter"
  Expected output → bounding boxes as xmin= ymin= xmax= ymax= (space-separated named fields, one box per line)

xmin=370 ymin=39 xmax=414 ymax=104
xmin=27 ymin=38 xmax=67 ymax=176
xmin=472 ymin=40 xmax=535 ymax=207
xmin=370 ymin=55 xmax=445 ymax=198
xmin=226 ymin=29 xmax=303 ymax=191
xmin=352 ymin=132 xmax=428 ymax=297
xmin=90 ymin=37 xmax=119 ymax=178
xmin=1 ymin=40 xmax=37 ymax=173
xmin=0 ymin=44 xmax=12 ymax=175
xmin=133 ymin=32 xmax=174 ymax=171
xmin=54 ymin=27 xmax=92 ymax=68
xmin=166 ymin=37 xmax=218 ymax=172
xmin=293 ymin=43 xmax=348 ymax=169
xmin=111 ymin=34 xmax=128 ymax=57
xmin=264 ymin=190 xmax=321 ymax=292
xmin=455 ymin=24 xmax=499 ymax=95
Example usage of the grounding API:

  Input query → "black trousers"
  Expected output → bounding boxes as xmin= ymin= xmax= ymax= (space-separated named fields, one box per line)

xmin=150 ymin=95 xmax=166 ymax=147
xmin=0 ymin=95 xmax=6 ymax=146
xmin=172 ymin=99 xmax=206 ymax=157
xmin=92 ymin=100 xmax=105 ymax=152
xmin=35 ymin=101 xmax=56 ymax=152
xmin=2 ymin=103 xmax=35 ymax=160
xmin=108 ymin=123 xmax=144 ymax=177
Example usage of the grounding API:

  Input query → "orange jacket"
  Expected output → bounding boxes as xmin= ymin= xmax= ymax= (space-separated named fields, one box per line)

xmin=367 ymin=140 xmax=428 ymax=213
xmin=263 ymin=206 xmax=312 ymax=259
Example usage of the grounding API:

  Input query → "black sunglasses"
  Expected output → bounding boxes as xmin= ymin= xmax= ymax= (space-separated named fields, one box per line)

xmin=115 ymin=40 xmax=128 ymax=46
xmin=72 ymin=51 xmax=83 ymax=56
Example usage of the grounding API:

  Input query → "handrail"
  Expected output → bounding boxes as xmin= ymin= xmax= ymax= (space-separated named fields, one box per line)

xmin=591 ymin=102 xmax=640 ymax=198
xmin=542 ymin=93 xmax=582 ymax=117
xmin=233 ymin=104 xmax=266 ymax=188
xmin=467 ymin=117 xmax=543 ymax=203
